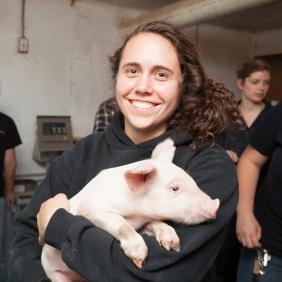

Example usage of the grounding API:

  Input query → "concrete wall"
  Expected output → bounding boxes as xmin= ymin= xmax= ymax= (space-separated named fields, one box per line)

xmin=254 ymin=27 xmax=282 ymax=56
xmin=184 ymin=24 xmax=253 ymax=96
xmin=0 ymin=0 xmax=143 ymax=176
xmin=0 ymin=0 xmax=278 ymax=177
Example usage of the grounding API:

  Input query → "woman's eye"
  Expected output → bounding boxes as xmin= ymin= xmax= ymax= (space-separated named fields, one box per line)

xmin=125 ymin=68 xmax=138 ymax=77
xmin=156 ymin=72 xmax=168 ymax=80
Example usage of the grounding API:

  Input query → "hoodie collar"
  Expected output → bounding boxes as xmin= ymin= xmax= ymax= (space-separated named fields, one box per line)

xmin=105 ymin=112 xmax=193 ymax=151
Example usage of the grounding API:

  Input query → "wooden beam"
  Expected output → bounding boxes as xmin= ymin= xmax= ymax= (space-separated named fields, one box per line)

xmin=118 ymin=0 xmax=278 ymax=38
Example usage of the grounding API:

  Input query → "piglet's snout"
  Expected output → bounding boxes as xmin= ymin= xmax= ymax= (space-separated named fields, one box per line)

xmin=203 ymin=198 xmax=220 ymax=219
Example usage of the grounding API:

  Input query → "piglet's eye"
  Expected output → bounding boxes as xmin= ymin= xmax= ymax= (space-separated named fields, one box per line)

xmin=171 ymin=186 xmax=179 ymax=192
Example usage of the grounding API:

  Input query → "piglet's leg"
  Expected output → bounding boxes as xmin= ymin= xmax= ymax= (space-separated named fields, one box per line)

xmin=142 ymin=221 xmax=180 ymax=252
xmin=88 ymin=212 xmax=148 ymax=268
xmin=42 ymin=245 xmax=85 ymax=282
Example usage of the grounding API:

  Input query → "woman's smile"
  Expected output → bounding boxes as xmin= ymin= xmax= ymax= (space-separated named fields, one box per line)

xmin=131 ymin=100 xmax=156 ymax=110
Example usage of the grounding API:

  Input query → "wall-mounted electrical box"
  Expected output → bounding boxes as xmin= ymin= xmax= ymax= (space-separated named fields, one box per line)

xmin=33 ymin=116 xmax=73 ymax=164
xmin=18 ymin=37 xmax=29 ymax=53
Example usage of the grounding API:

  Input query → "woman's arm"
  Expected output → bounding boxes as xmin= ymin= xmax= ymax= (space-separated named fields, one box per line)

xmin=236 ymin=145 xmax=268 ymax=248
xmin=4 ymin=148 xmax=17 ymax=208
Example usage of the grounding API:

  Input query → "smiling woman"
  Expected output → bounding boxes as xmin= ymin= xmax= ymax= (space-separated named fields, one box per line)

xmin=11 ymin=21 xmax=241 ymax=282
xmin=110 ymin=21 xmax=242 ymax=145
xmin=115 ymin=32 xmax=182 ymax=143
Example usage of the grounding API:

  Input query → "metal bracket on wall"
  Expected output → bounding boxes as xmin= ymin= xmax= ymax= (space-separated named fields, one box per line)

xmin=18 ymin=0 xmax=29 ymax=54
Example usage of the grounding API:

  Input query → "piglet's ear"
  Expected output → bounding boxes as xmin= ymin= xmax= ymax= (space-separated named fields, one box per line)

xmin=151 ymin=138 xmax=175 ymax=162
xmin=125 ymin=162 xmax=157 ymax=193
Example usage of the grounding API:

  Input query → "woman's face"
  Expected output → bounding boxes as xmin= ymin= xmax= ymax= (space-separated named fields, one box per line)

xmin=116 ymin=32 xmax=182 ymax=144
xmin=237 ymin=70 xmax=271 ymax=104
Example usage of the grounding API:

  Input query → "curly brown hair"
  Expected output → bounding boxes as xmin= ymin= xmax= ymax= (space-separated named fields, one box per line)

xmin=110 ymin=21 xmax=242 ymax=145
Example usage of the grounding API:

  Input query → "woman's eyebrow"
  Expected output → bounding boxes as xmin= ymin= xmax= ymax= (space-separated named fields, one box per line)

xmin=153 ymin=65 xmax=173 ymax=74
xmin=121 ymin=62 xmax=174 ymax=75
xmin=121 ymin=62 xmax=139 ymax=68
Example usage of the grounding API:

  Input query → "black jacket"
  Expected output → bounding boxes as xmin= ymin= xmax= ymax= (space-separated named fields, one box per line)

xmin=10 ymin=113 xmax=238 ymax=282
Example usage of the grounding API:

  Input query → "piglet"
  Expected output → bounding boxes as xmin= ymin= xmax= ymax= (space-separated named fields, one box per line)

xmin=41 ymin=138 xmax=220 ymax=282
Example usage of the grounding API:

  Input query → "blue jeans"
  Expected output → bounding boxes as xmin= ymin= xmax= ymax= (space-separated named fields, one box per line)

xmin=237 ymin=247 xmax=282 ymax=282
xmin=237 ymin=247 xmax=256 ymax=282
xmin=257 ymin=254 xmax=282 ymax=282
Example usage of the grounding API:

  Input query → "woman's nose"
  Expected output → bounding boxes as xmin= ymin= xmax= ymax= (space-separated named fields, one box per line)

xmin=259 ymin=82 xmax=268 ymax=92
xmin=135 ymin=74 xmax=153 ymax=95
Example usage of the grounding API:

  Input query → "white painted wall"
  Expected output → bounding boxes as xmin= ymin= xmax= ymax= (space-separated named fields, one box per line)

xmin=183 ymin=24 xmax=253 ymax=96
xmin=0 ymin=0 xmax=143 ymax=176
xmin=0 ymin=0 xmax=279 ymax=177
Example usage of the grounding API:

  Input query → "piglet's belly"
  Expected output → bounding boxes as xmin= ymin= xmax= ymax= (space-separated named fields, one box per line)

xmin=48 ymin=270 xmax=86 ymax=282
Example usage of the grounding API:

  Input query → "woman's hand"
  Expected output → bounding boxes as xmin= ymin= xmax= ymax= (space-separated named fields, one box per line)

xmin=236 ymin=211 xmax=261 ymax=249
xmin=37 ymin=193 xmax=70 ymax=245
xmin=6 ymin=190 xmax=15 ymax=209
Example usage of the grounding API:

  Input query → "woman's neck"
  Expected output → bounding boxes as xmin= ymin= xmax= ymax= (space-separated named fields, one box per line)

xmin=124 ymin=122 xmax=167 ymax=144
xmin=239 ymin=98 xmax=265 ymax=128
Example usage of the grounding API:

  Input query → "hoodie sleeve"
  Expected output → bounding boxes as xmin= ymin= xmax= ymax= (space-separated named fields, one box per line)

xmin=9 ymin=142 xmax=82 ymax=282
xmin=38 ymin=144 xmax=237 ymax=282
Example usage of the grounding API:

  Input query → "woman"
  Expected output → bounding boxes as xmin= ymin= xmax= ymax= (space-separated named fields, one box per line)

xmin=225 ymin=59 xmax=272 ymax=163
xmin=237 ymin=59 xmax=272 ymax=131
xmin=216 ymin=59 xmax=273 ymax=282
xmin=10 ymin=21 xmax=239 ymax=282
xmin=234 ymin=59 xmax=273 ymax=281
xmin=237 ymin=101 xmax=282 ymax=281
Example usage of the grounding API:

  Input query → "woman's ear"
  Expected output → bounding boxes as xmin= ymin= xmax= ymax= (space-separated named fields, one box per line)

xmin=236 ymin=79 xmax=244 ymax=91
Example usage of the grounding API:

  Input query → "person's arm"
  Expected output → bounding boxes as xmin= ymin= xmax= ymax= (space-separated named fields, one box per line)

xmin=37 ymin=145 xmax=238 ymax=282
xmin=2 ymin=116 xmax=21 ymax=208
xmin=236 ymin=146 xmax=268 ymax=248
xmin=4 ymin=148 xmax=17 ymax=208
xmin=236 ymin=102 xmax=282 ymax=248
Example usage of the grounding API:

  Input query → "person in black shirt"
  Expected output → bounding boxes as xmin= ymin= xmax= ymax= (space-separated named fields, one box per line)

xmin=215 ymin=59 xmax=273 ymax=282
xmin=237 ymin=59 xmax=272 ymax=131
xmin=225 ymin=59 xmax=272 ymax=164
xmin=235 ymin=59 xmax=273 ymax=281
xmin=0 ymin=112 xmax=21 ymax=280
xmin=237 ymin=102 xmax=282 ymax=281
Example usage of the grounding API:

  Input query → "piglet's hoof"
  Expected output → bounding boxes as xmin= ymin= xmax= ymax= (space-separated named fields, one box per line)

xmin=120 ymin=234 xmax=148 ymax=269
xmin=161 ymin=238 xmax=181 ymax=252
xmin=149 ymin=222 xmax=181 ymax=252
xmin=133 ymin=258 xmax=144 ymax=269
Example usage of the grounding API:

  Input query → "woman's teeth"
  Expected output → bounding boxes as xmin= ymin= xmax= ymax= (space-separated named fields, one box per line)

xmin=132 ymin=100 xmax=154 ymax=109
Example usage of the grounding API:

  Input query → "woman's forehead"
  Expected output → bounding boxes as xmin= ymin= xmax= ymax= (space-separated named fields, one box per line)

xmin=120 ymin=32 xmax=180 ymax=70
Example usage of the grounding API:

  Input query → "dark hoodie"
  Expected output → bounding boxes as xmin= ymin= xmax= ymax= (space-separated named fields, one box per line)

xmin=10 ymin=113 xmax=238 ymax=282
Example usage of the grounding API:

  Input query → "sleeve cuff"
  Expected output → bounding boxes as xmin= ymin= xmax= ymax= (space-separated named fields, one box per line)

xmin=44 ymin=208 xmax=75 ymax=249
